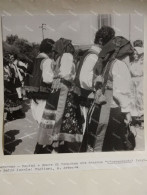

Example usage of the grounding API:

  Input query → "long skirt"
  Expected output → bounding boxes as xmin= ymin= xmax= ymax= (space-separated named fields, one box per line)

xmin=4 ymin=81 xmax=22 ymax=113
xmin=57 ymin=91 xmax=83 ymax=153
xmin=102 ymin=107 xmax=128 ymax=151
xmin=31 ymin=100 xmax=46 ymax=124
xmin=37 ymin=89 xmax=60 ymax=146
xmin=80 ymin=89 xmax=113 ymax=152
xmin=37 ymin=83 xmax=83 ymax=152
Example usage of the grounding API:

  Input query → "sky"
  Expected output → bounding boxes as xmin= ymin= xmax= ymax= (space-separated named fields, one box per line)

xmin=2 ymin=14 xmax=144 ymax=45
xmin=2 ymin=14 xmax=97 ymax=45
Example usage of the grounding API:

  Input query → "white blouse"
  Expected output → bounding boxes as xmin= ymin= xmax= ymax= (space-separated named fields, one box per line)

xmin=40 ymin=58 xmax=54 ymax=83
xmin=31 ymin=57 xmax=54 ymax=124
xmin=111 ymin=59 xmax=132 ymax=113
xmin=59 ymin=53 xmax=75 ymax=81
xmin=79 ymin=45 xmax=101 ymax=90
xmin=130 ymin=59 xmax=143 ymax=77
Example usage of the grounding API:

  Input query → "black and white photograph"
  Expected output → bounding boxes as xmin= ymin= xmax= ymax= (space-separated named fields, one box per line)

xmin=2 ymin=14 xmax=144 ymax=155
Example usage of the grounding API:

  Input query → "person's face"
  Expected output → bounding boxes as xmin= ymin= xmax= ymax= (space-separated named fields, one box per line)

xmin=98 ymin=38 xmax=103 ymax=48
xmin=133 ymin=51 xmax=139 ymax=61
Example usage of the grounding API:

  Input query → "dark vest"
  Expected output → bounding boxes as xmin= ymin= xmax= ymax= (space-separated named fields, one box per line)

xmin=24 ymin=55 xmax=51 ymax=94
xmin=74 ymin=49 xmax=99 ymax=98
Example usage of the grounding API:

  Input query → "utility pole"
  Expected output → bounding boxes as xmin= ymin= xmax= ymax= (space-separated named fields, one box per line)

xmin=39 ymin=24 xmax=46 ymax=40
xmin=129 ymin=14 xmax=131 ymax=41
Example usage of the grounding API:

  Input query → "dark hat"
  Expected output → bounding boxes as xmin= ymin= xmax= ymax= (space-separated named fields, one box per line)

xmin=99 ymin=36 xmax=134 ymax=59
xmin=94 ymin=36 xmax=134 ymax=76
xmin=53 ymin=38 xmax=71 ymax=55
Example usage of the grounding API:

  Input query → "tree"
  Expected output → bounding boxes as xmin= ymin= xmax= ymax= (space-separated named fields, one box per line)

xmin=3 ymin=35 xmax=40 ymax=63
xmin=6 ymin=34 xmax=18 ymax=45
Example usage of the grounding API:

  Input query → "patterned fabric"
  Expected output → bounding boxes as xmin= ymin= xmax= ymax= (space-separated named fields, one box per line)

xmin=37 ymin=90 xmax=60 ymax=145
xmin=37 ymin=86 xmax=83 ymax=147
xmin=36 ymin=48 xmax=79 ymax=149
xmin=58 ymin=91 xmax=83 ymax=143
xmin=4 ymin=66 xmax=22 ymax=113
xmin=52 ymin=83 xmax=69 ymax=137
xmin=5 ymin=97 xmax=22 ymax=112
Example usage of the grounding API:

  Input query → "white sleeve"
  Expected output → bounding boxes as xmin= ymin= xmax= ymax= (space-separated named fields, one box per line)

xmin=41 ymin=58 xmax=54 ymax=83
xmin=112 ymin=61 xmax=132 ymax=113
xmin=18 ymin=61 xmax=28 ymax=69
xmin=80 ymin=54 xmax=98 ymax=90
xmin=59 ymin=53 xmax=74 ymax=78
xmin=83 ymin=54 xmax=98 ymax=68
xmin=130 ymin=61 xmax=143 ymax=77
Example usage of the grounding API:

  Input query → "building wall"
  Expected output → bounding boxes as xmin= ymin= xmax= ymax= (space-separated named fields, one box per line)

xmin=111 ymin=14 xmax=144 ymax=43
xmin=86 ymin=14 xmax=144 ymax=46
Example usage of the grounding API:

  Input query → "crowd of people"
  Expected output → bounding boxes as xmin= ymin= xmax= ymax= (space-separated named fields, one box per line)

xmin=4 ymin=26 xmax=144 ymax=154
xmin=4 ymin=54 xmax=27 ymax=121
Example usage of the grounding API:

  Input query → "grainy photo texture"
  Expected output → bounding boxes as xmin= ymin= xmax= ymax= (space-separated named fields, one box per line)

xmin=2 ymin=14 xmax=144 ymax=155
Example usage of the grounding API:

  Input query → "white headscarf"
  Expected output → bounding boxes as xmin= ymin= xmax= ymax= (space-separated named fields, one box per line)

xmin=135 ymin=47 xmax=144 ymax=55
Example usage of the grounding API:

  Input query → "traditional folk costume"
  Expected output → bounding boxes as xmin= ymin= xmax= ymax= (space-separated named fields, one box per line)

xmin=130 ymin=47 xmax=144 ymax=119
xmin=102 ymin=59 xmax=132 ymax=151
xmin=33 ymin=38 xmax=83 ymax=153
xmin=12 ymin=59 xmax=27 ymax=99
xmin=4 ymin=63 xmax=23 ymax=120
xmin=80 ymin=36 xmax=134 ymax=152
xmin=75 ymin=45 xmax=101 ymax=134
xmin=31 ymin=53 xmax=54 ymax=124
xmin=52 ymin=51 xmax=83 ymax=152
xmin=24 ymin=52 xmax=55 ymax=153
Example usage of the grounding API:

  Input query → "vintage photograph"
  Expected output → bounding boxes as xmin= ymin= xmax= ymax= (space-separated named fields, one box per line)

xmin=2 ymin=14 xmax=144 ymax=155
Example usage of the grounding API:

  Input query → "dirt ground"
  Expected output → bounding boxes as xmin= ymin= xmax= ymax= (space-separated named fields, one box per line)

xmin=3 ymin=100 xmax=145 ymax=155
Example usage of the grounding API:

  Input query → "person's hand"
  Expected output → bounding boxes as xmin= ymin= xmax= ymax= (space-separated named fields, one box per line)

xmin=94 ymin=75 xmax=104 ymax=90
xmin=51 ymin=78 xmax=61 ymax=92
xmin=124 ymin=112 xmax=132 ymax=125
